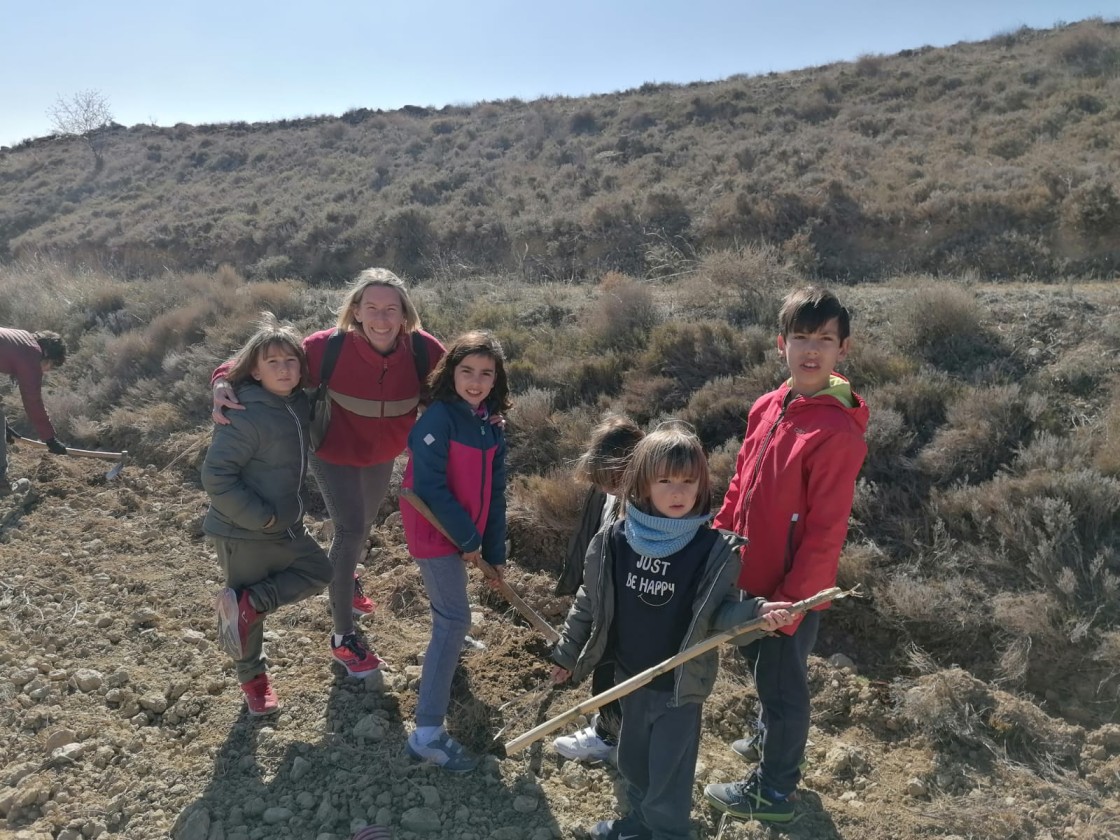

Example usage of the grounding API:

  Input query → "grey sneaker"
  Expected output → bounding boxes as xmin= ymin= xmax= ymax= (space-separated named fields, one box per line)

xmin=406 ymin=729 xmax=479 ymax=773
xmin=732 ymin=733 xmax=809 ymax=771
xmin=704 ymin=773 xmax=796 ymax=823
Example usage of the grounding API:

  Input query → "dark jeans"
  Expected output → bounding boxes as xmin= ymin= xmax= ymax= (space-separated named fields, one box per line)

xmin=617 ymin=688 xmax=702 ymax=840
xmin=591 ymin=662 xmax=622 ymax=744
xmin=738 ymin=610 xmax=820 ymax=796
xmin=308 ymin=454 xmax=394 ymax=635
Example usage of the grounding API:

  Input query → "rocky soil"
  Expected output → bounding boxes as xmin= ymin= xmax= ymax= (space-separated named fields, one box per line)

xmin=1 ymin=448 xmax=1119 ymax=840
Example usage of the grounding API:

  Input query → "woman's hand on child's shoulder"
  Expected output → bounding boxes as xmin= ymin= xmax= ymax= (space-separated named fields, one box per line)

xmin=759 ymin=601 xmax=795 ymax=631
xmin=211 ymin=378 xmax=245 ymax=426
xmin=550 ymin=665 xmax=571 ymax=685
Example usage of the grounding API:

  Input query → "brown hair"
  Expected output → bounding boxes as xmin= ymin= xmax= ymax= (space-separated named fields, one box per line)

xmin=33 ymin=331 xmax=67 ymax=367
xmin=426 ymin=330 xmax=512 ymax=413
xmin=576 ymin=414 xmax=645 ymax=491
xmin=335 ymin=267 xmax=421 ymax=333
xmin=778 ymin=286 xmax=851 ymax=341
xmin=621 ymin=422 xmax=711 ymax=516
xmin=225 ymin=313 xmax=308 ymax=389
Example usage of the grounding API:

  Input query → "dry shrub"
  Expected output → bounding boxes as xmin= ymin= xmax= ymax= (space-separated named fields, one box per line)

xmin=708 ymin=437 xmax=740 ymax=509
xmin=618 ymin=375 xmax=678 ymax=425
xmin=1096 ymin=391 xmax=1120 ymax=477
xmin=1051 ymin=24 xmax=1120 ymax=77
xmin=935 ymin=469 xmax=1120 ymax=624
xmin=678 ymin=246 xmax=796 ymax=326
xmin=506 ymin=387 xmax=560 ymax=476
xmin=586 ymin=272 xmax=659 ymax=351
xmin=1042 ymin=342 xmax=1115 ymax=398
xmin=887 ymin=283 xmax=1008 ymax=374
xmin=843 ymin=338 xmax=914 ymax=389
xmin=868 ymin=369 xmax=958 ymax=450
xmin=878 ymin=572 xmax=982 ymax=649
xmin=836 ymin=541 xmax=882 ymax=591
xmin=917 ymin=384 xmax=1045 ymax=486
xmin=678 ymin=376 xmax=749 ymax=451
xmin=897 ymin=668 xmax=1084 ymax=765
xmin=506 ymin=471 xmax=585 ymax=575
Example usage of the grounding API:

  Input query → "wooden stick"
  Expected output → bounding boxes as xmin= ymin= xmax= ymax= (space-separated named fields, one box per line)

xmin=504 ymin=586 xmax=850 ymax=755
xmin=9 ymin=431 xmax=127 ymax=462
xmin=400 ymin=487 xmax=561 ymax=645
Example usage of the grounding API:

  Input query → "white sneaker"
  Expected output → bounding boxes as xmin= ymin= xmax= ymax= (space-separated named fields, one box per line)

xmin=553 ymin=724 xmax=615 ymax=763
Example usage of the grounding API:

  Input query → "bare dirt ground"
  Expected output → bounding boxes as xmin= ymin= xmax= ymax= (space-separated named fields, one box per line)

xmin=1 ymin=447 xmax=1118 ymax=840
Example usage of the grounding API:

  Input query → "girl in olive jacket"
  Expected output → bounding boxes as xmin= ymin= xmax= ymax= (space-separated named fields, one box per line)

xmin=202 ymin=315 xmax=331 ymax=715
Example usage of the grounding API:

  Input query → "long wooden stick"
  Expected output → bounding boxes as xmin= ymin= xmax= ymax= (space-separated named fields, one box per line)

xmin=8 ymin=429 xmax=126 ymax=462
xmin=400 ymin=487 xmax=561 ymax=645
xmin=504 ymin=586 xmax=849 ymax=755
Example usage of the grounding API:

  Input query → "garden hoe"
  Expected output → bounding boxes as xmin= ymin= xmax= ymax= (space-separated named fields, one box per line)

xmin=7 ymin=425 xmax=128 ymax=480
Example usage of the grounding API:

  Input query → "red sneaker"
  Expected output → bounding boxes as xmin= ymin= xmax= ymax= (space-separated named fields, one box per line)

xmin=330 ymin=633 xmax=386 ymax=676
xmin=217 ymin=588 xmax=261 ymax=660
xmin=240 ymin=673 xmax=280 ymax=716
xmin=352 ymin=575 xmax=375 ymax=617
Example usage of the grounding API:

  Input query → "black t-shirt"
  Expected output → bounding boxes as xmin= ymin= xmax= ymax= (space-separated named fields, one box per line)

xmin=611 ymin=523 xmax=717 ymax=691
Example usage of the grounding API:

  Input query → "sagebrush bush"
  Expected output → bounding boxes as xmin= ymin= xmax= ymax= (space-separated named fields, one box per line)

xmin=887 ymin=282 xmax=1010 ymax=375
xmin=917 ymin=384 xmax=1046 ymax=485
xmin=586 ymin=272 xmax=660 ymax=351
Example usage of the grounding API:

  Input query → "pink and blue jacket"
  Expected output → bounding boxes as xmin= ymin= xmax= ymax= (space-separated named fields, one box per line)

xmin=401 ymin=398 xmax=507 ymax=564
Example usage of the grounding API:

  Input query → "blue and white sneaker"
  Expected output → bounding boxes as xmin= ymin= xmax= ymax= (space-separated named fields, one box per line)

xmin=406 ymin=728 xmax=479 ymax=773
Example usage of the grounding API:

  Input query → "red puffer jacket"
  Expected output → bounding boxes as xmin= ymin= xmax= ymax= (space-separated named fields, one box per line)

xmin=714 ymin=376 xmax=868 ymax=634
xmin=0 ymin=328 xmax=55 ymax=441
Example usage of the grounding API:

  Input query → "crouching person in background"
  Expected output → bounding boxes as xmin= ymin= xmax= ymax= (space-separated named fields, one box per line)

xmin=201 ymin=314 xmax=332 ymax=715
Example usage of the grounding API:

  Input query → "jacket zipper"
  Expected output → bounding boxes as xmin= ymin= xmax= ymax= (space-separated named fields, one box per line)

xmin=285 ymin=402 xmax=305 ymax=532
xmin=784 ymin=513 xmax=799 ymax=574
xmin=739 ymin=396 xmax=794 ymax=524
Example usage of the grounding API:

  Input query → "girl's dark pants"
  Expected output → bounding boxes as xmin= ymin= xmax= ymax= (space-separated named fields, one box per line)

xmin=617 ymin=686 xmax=702 ymax=840
xmin=738 ymin=609 xmax=821 ymax=796
xmin=214 ymin=529 xmax=331 ymax=683
xmin=592 ymin=662 xmax=622 ymax=743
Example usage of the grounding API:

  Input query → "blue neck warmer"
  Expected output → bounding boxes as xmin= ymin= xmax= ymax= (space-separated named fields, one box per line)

xmin=624 ymin=506 xmax=711 ymax=558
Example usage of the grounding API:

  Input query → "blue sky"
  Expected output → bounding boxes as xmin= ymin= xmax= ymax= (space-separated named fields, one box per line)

xmin=0 ymin=0 xmax=1112 ymax=147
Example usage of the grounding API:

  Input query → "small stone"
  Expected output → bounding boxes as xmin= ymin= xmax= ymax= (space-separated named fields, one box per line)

xmin=132 ymin=608 xmax=161 ymax=626
xmin=419 ymin=785 xmax=440 ymax=808
xmin=839 ymin=791 xmax=859 ymax=802
xmin=827 ymin=653 xmax=857 ymax=672
xmin=139 ymin=691 xmax=168 ymax=714
xmin=50 ymin=743 xmax=85 ymax=763
xmin=290 ymin=756 xmax=311 ymax=782
xmin=95 ymin=615 xmax=113 ymax=628
xmin=353 ymin=715 xmax=386 ymax=741
xmin=72 ymin=669 xmax=104 ymax=692
xmin=401 ymin=806 xmax=442 ymax=833
xmin=512 ymin=795 xmax=538 ymax=813
xmin=906 ymin=778 xmax=928 ymax=798
xmin=9 ymin=668 xmax=36 ymax=686
xmin=44 ymin=729 xmax=78 ymax=751
xmin=296 ymin=791 xmax=315 ymax=810
xmin=175 ymin=805 xmax=211 ymax=840
xmin=262 ymin=807 xmax=293 ymax=825
xmin=363 ymin=671 xmax=386 ymax=692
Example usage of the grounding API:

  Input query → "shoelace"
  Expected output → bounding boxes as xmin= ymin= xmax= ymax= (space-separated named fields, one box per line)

xmin=354 ymin=578 xmax=367 ymax=598
xmin=339 ymin=634 xmax=368 ymax=660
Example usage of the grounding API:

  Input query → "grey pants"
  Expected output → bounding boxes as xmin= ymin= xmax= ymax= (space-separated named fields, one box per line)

xmin=214 ymin=529 xmax=332 ymax=682
xmin=308 ymin=454 xmax=394 ymax=635
xmin=617 ymin=687 xmax=703 ymax=840
xmin=414 ymin=554 xmax=472 ymax=727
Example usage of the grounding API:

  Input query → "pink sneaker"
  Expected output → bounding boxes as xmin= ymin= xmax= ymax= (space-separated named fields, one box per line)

xmin=330 ymin=633 xmax=386 ymax=676
xmin=352 ymin=575 xmax=375 ymax=617
xmin=240 ymin=673 xmax=280 ymax=715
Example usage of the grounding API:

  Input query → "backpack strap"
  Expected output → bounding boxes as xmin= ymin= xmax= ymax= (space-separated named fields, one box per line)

xmin=410 ymin=331 xmax=431 ymax=400
xmin=310 ymin=329 xmax=345 ymax=420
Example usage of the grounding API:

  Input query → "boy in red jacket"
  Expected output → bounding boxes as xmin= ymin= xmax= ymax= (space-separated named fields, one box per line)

xmin=704 ymin=287 xmax=868 ymax=823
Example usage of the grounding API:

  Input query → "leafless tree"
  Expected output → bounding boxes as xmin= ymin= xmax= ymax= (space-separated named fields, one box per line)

xmin=46 ymin=89 xmax=114 ymax=166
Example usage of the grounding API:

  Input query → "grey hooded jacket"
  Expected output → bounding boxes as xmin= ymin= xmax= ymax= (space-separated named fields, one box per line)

xmin=551 ymin=522 xmax=767 ymax=706
xmin=202 ymin=383 xmax=311 ymax=540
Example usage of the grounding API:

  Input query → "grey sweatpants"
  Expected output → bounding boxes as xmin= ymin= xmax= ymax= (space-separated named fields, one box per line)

xmin=308 ymin=454 xmax=394 ymax=635
xmin=213 ymin=529 xmax=331 ymax=682
xmin=617 ymin=687 xmax=703 ymax=840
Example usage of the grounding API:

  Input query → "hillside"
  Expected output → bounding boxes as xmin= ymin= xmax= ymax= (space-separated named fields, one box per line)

xmin=1 ymin=19 xmax=1119 ymax=283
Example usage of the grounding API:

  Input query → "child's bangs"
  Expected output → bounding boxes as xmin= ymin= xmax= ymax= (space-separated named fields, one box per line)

xmin=260 ymin=336 xmax=301 ymax=358
xmin=655 ymin=443 xmax=705 ymax=481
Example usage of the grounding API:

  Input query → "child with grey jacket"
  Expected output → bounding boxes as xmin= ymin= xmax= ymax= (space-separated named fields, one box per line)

xmin=551 ymin=424 xmax=793 ymax=840
xmin=202 ymin=314 xmax=332 ymax=715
